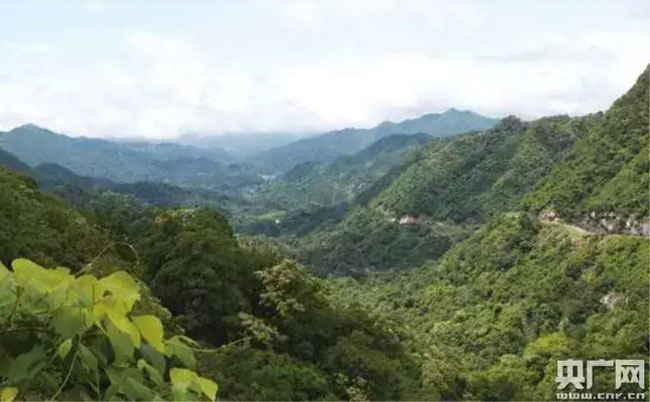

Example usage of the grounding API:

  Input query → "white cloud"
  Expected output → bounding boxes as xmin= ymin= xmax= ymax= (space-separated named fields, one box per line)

xmin=0 ymin=1 xmax=647 ymax=139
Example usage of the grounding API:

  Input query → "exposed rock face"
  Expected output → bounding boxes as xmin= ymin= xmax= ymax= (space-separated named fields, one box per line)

xmin=539 ymin=209 xmax=648 ymax=236
xmin=539 ymin=209 xmax=559 ymax=222
xmin=398 ymin=215 xmax=421 ymax=225
xmin=600 ymin=291 xmax=625 ymax=310
xmin=578 ymin=212 xmax=649 ymax=236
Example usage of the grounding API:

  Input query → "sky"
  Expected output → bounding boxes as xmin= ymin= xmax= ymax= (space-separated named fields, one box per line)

xmin=0 ymin=0 xmax=648 ymax=139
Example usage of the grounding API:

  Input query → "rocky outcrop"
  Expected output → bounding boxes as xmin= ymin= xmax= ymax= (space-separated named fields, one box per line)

xmin=398 ymin=215 xmax=422 ymax=225
xmin=539 ymin=210 xmax=649 ymax=236
xmin=600 ymin=291 xmax=626 ymax=310
xmin=539 ymin=209 xmax=559 ymax=222
xmin=578 ymin=212 xmax=649 ymax=236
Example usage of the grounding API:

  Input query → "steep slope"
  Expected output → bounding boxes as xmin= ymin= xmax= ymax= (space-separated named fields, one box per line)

xmin=254 ymin=108 xmax=498 ymax=172
xmin=330 ymin=66 xmax=650 ymax=399
xmin=522 ymin=65 xmax=649 ymax=222
xmin=0 ymin=147 xmax=34 ymax=175
xmin=295 ymin=114 xmax=600 ymax=276
xmin=375 ymin=115 xmax=601 ymax=221
xmin=332 ymin=213 xmax=648 ymax=399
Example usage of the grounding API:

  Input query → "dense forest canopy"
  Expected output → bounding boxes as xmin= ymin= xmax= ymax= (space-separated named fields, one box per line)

xmin=0 ymin=65 xmax=647 ymax=401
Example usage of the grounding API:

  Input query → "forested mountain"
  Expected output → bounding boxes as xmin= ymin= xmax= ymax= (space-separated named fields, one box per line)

xmin=292 ymin=113 xmax=602 ymax=276
xmin=237 ymin=133 xmax=432 ymax=228
xmin=252 ymin=108 xmax=498 ymax=172
xmin=0 ymin=124 xmax=266 ymax=189
xmin=0 ymin=64 xmax=646 ymax=401
xmin=0 ymin=147 xmax=33 ymax=175
xmin=0 ymin=166 xmax=429 ymax=400
xmin=329 ymin=65 xmax=649 ymax=399
xmin=522 ymin=65 xmax=649 ymax=224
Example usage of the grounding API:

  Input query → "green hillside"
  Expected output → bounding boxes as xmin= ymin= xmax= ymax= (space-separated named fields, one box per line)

xmin=375 ymin=114 xmax=601 ymax=221
xmin=253 ymin=109 xmax=498 ymax=172
xmin=0 ymin=147 xmax=34 ymax=175
xmin=293 ymin=113 xmax=601 ymax=276
xmin=0 ymin=168 xmax=112 ymax=269
xmin=522 ymin=66 xmax=649 ymax=221
xmin=328 ymin=66 xmax=650 ymax=399
xmin=0 ymin=166 xmax=429 ymax=401
xmin=0 ymin=124 xmax=265 ymax=190
xmin=240 ymin=133 xmax=432 ymax=220
xmin=331 ymin=214 xmax=648 ymax=399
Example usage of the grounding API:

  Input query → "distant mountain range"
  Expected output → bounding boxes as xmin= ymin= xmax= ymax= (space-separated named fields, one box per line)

xmin=0 ymin=108 xmax=497 ymax=189
xmin=251 ymin=108 xmax=499 ymax=172
xmin=179 ymin=132 xmax=306 ymax=158
xmin=0 ymin=124 xmax=269 ymax=190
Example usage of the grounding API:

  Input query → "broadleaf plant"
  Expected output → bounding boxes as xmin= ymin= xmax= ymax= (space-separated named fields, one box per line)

xmin=0 ymin=258 xmax=216 ymax=401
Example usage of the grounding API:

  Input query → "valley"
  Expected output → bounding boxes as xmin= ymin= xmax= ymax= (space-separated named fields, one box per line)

xmin=0 ymin=64 xmax=647 ymax=400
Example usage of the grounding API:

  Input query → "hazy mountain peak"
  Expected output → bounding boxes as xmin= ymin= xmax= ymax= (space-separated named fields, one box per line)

xmin=10 ymin=123 xmax=47 ymax=132
xmin=253 ymin=108 xmax=499 ymax=172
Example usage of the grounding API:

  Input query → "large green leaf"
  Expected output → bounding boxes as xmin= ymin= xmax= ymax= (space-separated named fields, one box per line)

xmin=105 ymin=308 xmax=141 ymax=348
xmin=12 ymin=259 xmax=73 ymax=296
xmin=139 ymin=344 xmax=166 ymax=378
xmin=137 ymin=359 xmax=163 ymax=386
xmin=123 ymin=377 xmax=155 ymax=401
xmin=106 ymin=322 xmax=135 ymax=367
xmin=170 ymin=368 xmax=198 ymax=400
xmin=99 ymin=271 xmax=140 ymax=313
xmin=197 ymin=377 xmax=218 ymax=402
xmin=132 ymin=315 xmax=165 ymax=353
xmin=78 ymin=344 xmax=98 ymax=374
xmin=169 ymin=368 xmax=218 ymax=401
xmin=165 ymin=336 xmax=196 ymax=370
xmin=12 ymin=259 xmax=49 ymax=292
xmin=0 ymin=387 xmax=18 ymax=402
xmin=75 ymin=275 xmax=106 ymax=308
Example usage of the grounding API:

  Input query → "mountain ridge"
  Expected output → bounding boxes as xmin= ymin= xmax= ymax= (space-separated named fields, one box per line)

xmin=250 ymin=108 xmax=499 ymax=172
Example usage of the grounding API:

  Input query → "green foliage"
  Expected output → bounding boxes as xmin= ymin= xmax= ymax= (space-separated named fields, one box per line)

xmin=253 ymin=108 xmax=497 ymax=172
xmin=286 ymin=113 xmax=598 ymax=276
xmin=0 ymin=258 xmax=215 ymax=401
xmin=331 ymin=214 xmax=649 ymax=399
xmin=375 ymin=114 xmax=599 ymax=221
xmin=0 ymin=168 xmax=112 ymax=270
xmin=0 ymin=124 xmax=261 ymax=190
xmin=296 ymin=207 xmax=475 ymax=276
xmin=199 ymin=345 xmax=335 ymax=401
xmin=244 ymin=133 xmax=432 ymax=214
xmin=523 ymin=66 xmax=649 ymax=220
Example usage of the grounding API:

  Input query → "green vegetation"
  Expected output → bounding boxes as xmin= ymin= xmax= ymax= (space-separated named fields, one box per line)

xmin=0 ymin=169 xmax=111 ymax=269
xmin=0 ymin=124 xmax=264 ymax=191
xmin=522 ymin=66 xmax=649 ymax=220
xmin=253 ymin=108 xmax=497 ymax=172
xmin=251 ymin=133 xmax=432 ymax=211
xmin=290 ymin=113 xmax=600 ymax=276
xmin=327 ymin=65 xmax=650 ymax=399
xmin=375 ymin=114 xmax=600 ymax=221
xmin=0 ymin=166 xmax=427 ymax=400
xmin=0 ymin=258 xmax=216 ymax=401
xmin=296 ymin=206 xmax=475 ymax=277
xmin=0 ymin=66 xmax=646 ymax=401
xmin=331 ymin=213 xmax=648 ymax=399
